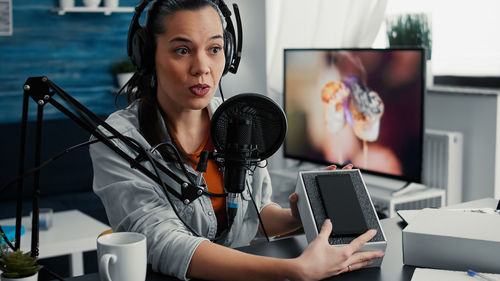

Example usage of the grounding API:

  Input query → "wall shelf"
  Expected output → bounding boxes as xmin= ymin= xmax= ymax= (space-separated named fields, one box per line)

xmin=53 ymin=6 xmax=134 ymax=16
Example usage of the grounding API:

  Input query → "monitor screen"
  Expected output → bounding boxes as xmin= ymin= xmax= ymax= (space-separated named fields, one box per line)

xmin=283 ymin=48 xmax=425 ymax=183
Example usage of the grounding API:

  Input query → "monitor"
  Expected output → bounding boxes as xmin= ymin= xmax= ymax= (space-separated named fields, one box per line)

xmin=283 ymin=48 xmax=425 ymax=183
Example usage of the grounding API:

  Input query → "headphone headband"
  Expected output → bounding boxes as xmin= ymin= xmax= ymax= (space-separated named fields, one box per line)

xmin=127 ymin=0 xmax=242 ymax=76
xmin=126 ymin=0 xmax=153 ymax=59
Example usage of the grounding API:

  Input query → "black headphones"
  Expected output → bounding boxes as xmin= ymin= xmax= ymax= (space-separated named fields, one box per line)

xmin=127 ymin=0 xmax=242 ymax=77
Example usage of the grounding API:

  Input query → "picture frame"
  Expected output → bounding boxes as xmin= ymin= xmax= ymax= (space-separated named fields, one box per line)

xmin=0 ymin=0 xmax=12 ymax=36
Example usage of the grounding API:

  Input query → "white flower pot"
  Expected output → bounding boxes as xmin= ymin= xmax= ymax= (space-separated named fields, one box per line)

xmin=103 ymin=0 xmax=119 ymax=8
xmin=1 ymin=272 xmax=38 ymax=281
xmin=59 ymin=0 xmax=74 ymax=9
xmin=83 ymin=0 xmax=101 ymax=8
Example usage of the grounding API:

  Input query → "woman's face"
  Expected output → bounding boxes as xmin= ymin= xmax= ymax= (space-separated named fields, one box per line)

xmin=154 ymin=6 xmax=225 ymax=113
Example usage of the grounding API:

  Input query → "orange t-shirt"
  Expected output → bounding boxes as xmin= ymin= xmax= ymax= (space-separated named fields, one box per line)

xmin=187 ymin=133 xmax=227 ymax=236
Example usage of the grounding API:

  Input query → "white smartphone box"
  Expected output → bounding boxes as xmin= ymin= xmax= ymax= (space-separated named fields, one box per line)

xmin=402 ymin=208 xmax=500 ymax=273
xmin=295 ymin=169 xmax=387 ymax=267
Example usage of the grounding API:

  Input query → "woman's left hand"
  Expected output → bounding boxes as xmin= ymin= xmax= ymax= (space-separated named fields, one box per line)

xmin=325 ymin=163 xmax=354 ymax=171
xmin=288 ymin=192 xmax=301 ymax=223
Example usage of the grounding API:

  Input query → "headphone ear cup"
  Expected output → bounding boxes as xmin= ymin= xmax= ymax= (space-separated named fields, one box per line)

xmin=131 ymin=27 xmax=154 ymax=74
xmin=223 ymin=30 xmax=234 ymax=76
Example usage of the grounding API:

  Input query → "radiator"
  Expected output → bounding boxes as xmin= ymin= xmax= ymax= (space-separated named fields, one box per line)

xmin=422 ymin=129 xmax=464 ymax=205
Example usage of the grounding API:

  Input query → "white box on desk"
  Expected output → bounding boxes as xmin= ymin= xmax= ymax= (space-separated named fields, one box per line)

xmin=295 ymin=169 xmax=387 ymax=267
xmin=402 ymin=208 xmax=500 ymax=273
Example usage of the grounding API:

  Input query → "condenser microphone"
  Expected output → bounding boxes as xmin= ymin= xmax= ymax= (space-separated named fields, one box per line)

xmin=221 ymin=105 xmax=256 ymax=193
xmin=210 ymin=93 xmax=287 ymax=227
xmin=220 ymin=106 xmax=256 ymax=227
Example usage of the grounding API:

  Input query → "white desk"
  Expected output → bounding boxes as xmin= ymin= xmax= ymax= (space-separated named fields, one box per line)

xmin=0 ymin=210 xmax=110 ymax=277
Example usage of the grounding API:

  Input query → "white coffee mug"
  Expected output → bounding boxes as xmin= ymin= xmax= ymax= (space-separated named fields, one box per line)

xmin=97 ymin=232 xmax=147 ymax=281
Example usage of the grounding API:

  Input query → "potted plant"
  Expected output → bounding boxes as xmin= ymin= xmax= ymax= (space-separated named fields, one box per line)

xmin=386 ymin=13 xmax=432 ymax=59
xmin=386 ymin=13 xmax=433 ymax=86
xmin=0 ymin=239 xmax=42 ymax=281
xmin=111 ymin=59 xmax=135 ymax=89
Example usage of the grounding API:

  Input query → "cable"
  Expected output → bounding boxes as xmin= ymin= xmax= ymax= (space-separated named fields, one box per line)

xmin=0 ymin=138 xmax=111 ymax=196
xmin=203 ymin=190 xmax=227 ymax=198
xmin=218 ymin=80 xmax=225 ymax=102
xmin=150 ymin=142 xmax=227 ymax=198
xmin=40 ymin=267 xmax=65 ymax=281
xmin=0 ymin=225 xmax=16 ymax=252
xmin=150 ymin=142 xmax=197 ymax=186
xmin=125 ymin=137 xmax=205 ymax=238
xmin=256 ymin=159 xmax=268 ymax=168
xmin=246 ymin=181 xmax=270 ymax=242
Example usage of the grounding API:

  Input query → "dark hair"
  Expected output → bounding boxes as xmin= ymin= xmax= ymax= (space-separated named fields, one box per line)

xmin=122 ymin=0 xmax=224 ymax=162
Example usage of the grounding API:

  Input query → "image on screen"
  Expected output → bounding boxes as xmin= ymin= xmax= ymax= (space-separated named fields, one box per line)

xmin=284 ymin=48 xmax=425 ymax=183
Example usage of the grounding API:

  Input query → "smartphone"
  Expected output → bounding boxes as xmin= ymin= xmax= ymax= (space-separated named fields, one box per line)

xmin=316 ymin=173 xmax=368 ymax=237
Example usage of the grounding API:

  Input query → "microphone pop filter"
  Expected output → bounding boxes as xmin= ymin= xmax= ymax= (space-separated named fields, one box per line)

xmin=210 ymin=93 xmax=287 ymax=160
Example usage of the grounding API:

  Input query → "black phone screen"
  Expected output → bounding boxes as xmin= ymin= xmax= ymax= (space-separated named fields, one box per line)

xmin=316 ymin=174 xmax=368 ymax=237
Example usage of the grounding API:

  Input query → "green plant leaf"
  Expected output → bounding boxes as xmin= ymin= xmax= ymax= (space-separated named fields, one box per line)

xmin=386 ymin=13 xmax=432 ymax=59
xmin=0 ymin=250 xmax=42 ymax=278
xmin=111 ymin=59 xmax=135 ymax=74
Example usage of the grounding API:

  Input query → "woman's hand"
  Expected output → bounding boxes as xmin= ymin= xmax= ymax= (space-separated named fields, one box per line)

xmin=289 ymin=163 xmax=378 ymax=281
xmin=288 ymin=192 xmax=301 ymax=224
xmin=291 ymin=219 xmax=384 ymax=281
xmin=325 ymin=163 xmax=353 ymax=171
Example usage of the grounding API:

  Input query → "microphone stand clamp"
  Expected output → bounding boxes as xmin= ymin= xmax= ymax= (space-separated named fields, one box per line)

xmin=181 ymin=181 xmax=204 ymax=205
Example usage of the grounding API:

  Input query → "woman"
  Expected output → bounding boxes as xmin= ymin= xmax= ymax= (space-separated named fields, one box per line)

xmin=90 ymin=1 xmax=384 ymax=280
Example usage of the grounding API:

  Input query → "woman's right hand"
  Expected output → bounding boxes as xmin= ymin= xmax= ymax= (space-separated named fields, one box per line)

xmin=291 ymin=219 xmax=384 ymax=281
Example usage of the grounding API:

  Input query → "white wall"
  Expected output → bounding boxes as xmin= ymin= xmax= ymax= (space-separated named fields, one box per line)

xmin=216 ymin=0 xmax=267 ymax=99
xmin=426 ymin=87 xmax=500 ymax=201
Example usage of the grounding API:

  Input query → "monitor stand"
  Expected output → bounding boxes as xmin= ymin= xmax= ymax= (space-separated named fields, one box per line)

xmin=362 ymin=173 xmax=426 ymax=196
